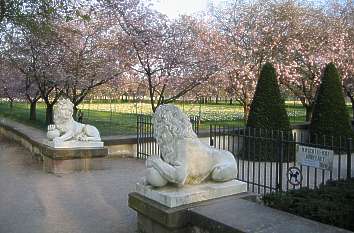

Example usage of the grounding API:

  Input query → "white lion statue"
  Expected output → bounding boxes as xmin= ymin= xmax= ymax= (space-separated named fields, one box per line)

xmin=145 ymin=104 xmax=238 ymax=187
xmin=47 ymin=98 xmax=101 ymax=144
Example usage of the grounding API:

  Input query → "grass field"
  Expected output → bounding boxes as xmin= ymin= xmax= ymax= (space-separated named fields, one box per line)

xmin=0 ymin=100 xmax=348 ymax=136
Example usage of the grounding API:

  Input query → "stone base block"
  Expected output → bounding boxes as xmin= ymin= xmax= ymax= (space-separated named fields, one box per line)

xmin=46 ymin=140 xmax=104 ymax=149
xmin=43 ymin=156 xmax=105 ymax=174
xmin=129 ymin=191 xmax=252 ymax=233
xmin=136 ymin=179 xmax=247 ymax=208
xmin=129 ymin=192 xmax=193 ymax=233
xmin=41 ymin=146 xmax=108 ymax=174
xmin=137 ymin=213 xmax=192 ymax=233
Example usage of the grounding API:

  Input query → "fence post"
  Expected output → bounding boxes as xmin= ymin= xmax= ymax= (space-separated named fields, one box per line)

xmin=136 ymin=115 xmax=140 ymax=159
xmin=209 ymin=125 xmax=213 ymax=146
xmin=277 ymin=132 xmax=284 ymax=192
xmin=347 ymin=138 xmax=352 ymax=179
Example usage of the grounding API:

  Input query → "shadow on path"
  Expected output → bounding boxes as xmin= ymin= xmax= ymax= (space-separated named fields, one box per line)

xmin=0 ymin=137 xmax=145 ymax=233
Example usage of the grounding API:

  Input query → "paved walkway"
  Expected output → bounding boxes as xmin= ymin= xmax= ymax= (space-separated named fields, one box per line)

xmin=0 ymin=136 xmax=145 ymax=233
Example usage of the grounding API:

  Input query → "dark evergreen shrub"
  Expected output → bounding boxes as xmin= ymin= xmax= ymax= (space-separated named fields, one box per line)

xmin=239 ymin=63 xmax=292 ymax=161
xmin=247 ymin=62 xmax=290 ymax=131
xmin=310 ymin=63 xmax=352 ymax=140
xmin=262 ymin=179 xmax=354 ymax=231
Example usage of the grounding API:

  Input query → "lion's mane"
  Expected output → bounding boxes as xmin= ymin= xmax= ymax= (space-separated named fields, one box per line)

xmin=152 ymin=104 xmax=197 ymax=164
xmin=53 ymin=98 xmax=75 ymax=131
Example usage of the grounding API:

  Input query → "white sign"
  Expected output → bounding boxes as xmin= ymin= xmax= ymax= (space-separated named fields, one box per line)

xmin=296 ymin=145 xmax=334 ymax=171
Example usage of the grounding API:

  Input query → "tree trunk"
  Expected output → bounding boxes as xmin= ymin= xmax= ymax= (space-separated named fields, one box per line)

xmin=229 ymin=98 xmax=233 ymax=105
xmin=73 ymin=105 xmax=78 ymax=120
xmin=348 ymin=94 xmax=354 ymax=120
xmin=46 ymin=104 xmax=54 ymax=125
xmin=243 ymin=104 xmax=250 ymax=121
xmin=151 ymin=105 xmax=156 ymax=113
xmin=29 ymin=101 xmax=37 ymax=121
xmin=9 ymin=100 xmax=13 ymax=109
xmin=305 ymin=105 xmax=313 ymax=122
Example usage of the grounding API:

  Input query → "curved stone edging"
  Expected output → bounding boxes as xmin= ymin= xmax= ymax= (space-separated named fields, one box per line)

xmin=0 ymin=118 xmax=109 ymax=173
xmin=0 ymin=117 xmax=140 ymax=158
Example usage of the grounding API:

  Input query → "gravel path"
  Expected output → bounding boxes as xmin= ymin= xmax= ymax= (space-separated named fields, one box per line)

xmin=0 ymin=137 xmax=145 ymax=233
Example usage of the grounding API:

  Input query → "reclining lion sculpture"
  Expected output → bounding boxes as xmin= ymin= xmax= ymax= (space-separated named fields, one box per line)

xmin=145 ymin=104 xmax=238 ymax=187
xmin=47 ymin=98 xmax=101 ymax=144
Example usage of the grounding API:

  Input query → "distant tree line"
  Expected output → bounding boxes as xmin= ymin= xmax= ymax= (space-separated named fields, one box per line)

xmin=0 ymin=0 xmax=353 ymax=124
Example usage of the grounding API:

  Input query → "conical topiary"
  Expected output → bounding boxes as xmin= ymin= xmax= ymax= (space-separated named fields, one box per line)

xmin=240 ymin=63 xmax=292 ymax=162
xmin=310 ymin=63 xmax=352 ymax=139
xmin=247 ymin=62 xmax=290 ymax=131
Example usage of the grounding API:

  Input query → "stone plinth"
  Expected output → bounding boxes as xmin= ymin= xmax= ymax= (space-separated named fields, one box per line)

xmin=129 ymin=190 xmax=253 ymax=233
xmin=41 ymin=146 xmax=108 ymax=174
xmin=47 ymin=140 xmax=104 ymax=149
xmin=136 ymin=180 xmax=247 ymax=208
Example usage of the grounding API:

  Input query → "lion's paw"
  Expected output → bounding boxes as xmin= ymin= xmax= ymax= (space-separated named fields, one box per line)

xmin=53 ymin=137 xmax=63 ymax=144
xmin=77 ymin=134 xmax=88 ymax=141
xmin=47 ymin=124 xmax=56 ymax=131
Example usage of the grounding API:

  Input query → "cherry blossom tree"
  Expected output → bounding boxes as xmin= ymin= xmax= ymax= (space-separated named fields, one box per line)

xmin=327 ymin=1 xmax=354 ymax=117
xmin=270 ymin=1 xmax=353 ymax=120
xmin=268 ymin=2 xmax=327 ymax=120
xmin=1 ymin=0 xmax=353 ymax=125
xmin=5 ymin=27 xmax=64 ymax=124
xmin=2 ymin=28 xmax=45 ymax=120
xmin=0 ymin=59 xmax=24 ymax=109
xmin=54 ymin=10 xmax=129 ymax=118
xmin=210 ymin=0 xmax=275 ymax=118
xmin=102 ymin=0 xmax=220 ymax=112
xmin=1 ymin=0 xmax=96 ymax=123
xmin=208 ymin=0 xmax=354 ymax=121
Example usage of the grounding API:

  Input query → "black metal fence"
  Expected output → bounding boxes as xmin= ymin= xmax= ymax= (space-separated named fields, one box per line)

xmin=210 ymin=125 xmax=354 ymax=195
xmin=136 ymin=114 xmax=200 ymax=159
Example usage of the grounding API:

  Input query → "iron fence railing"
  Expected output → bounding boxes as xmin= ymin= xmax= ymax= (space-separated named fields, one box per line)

xmin=209 ymin=125 xmax=353 ymax=195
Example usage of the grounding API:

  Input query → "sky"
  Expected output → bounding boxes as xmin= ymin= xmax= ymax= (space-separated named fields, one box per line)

xmin=150 ymin=0 xmax=340 ymax=18
xmin=151 ymin=0 xmax=223 ymax=18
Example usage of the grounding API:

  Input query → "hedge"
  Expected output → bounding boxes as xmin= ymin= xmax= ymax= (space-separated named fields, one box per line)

xmin=263 ymin=179 xmax=354 ymax=231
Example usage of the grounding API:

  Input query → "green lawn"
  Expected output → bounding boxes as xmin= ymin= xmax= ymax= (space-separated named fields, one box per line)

xmin=0 ymin=100 xmax=350 ymax=136
xmin=80 ymin=100 xmax=308 ymax=123
xmin=0 ymin=102 xmax=138 ymax=136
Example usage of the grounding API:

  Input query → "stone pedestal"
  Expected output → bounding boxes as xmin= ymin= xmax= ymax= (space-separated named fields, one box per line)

xmin=136 ymin=180 xmax=247 ymax=208
xmin=41 ymin=146 xmax=108 ymax=174
xmin=129 ymin=180 xmax=248 ymax=233
xmin=129 ymin=192 xmax=191 ymax=233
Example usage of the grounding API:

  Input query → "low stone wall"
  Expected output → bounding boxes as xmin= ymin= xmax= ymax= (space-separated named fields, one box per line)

xmin=129 ymin=192 xmax=350 ymax=233
xmin=292 ymin=122 xmax=310 ymax=141
xmin=0 ymin=123 xmax=44 ymax=159
xmin=0 ymin=119 xmax=108 ymax=173
xmin=0 ymin=118 xmax=138 ymax=158
xmin=189 ymin=195 xmax=350 ymax=233
xmin=103 ymin=136 xmax=137 ymax=158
